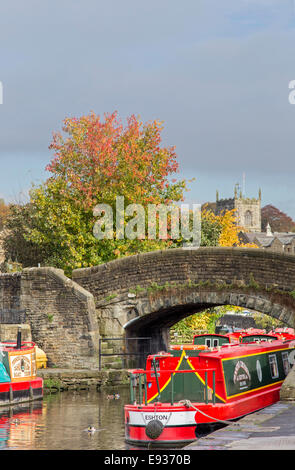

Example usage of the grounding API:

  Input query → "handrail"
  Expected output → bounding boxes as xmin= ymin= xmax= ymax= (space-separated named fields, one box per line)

xmin=152 ymin=358 xmax=161 ymax=401
xmin=128 ymin=367 xmax=216 ymax=374
xmin=129 ymin=368 xmax=216 ymax=406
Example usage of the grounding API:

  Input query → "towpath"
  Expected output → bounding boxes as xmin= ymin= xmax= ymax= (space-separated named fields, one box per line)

xmin=186 ymin=401 xmax=295 ymax=450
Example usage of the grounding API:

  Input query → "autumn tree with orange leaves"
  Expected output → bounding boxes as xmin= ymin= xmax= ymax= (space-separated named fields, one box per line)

xmin=46 ymin=111 xmax=186 ymax=208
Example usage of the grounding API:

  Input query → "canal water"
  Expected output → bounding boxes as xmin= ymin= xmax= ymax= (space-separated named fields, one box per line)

xmin=0 ymin=386 xmax=133 ymax=450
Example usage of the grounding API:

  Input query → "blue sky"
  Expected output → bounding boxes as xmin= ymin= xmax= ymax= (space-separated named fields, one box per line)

xmin=0 ymin=0 xmax=295 ymax=218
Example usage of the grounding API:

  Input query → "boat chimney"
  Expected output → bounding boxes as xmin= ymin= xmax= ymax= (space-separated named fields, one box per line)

xmin=16 ymin=327 xmax=22 ymax=349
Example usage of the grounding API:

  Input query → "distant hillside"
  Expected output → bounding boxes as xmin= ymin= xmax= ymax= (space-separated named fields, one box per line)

xmin=261 ymin=205 xmax=295 ymax=232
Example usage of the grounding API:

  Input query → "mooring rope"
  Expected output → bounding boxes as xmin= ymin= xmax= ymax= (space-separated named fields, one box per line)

xmin=178 ymin=399 xmax=240 ymax=426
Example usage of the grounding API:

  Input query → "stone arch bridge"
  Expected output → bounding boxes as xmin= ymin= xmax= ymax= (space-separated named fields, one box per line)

xmin=72 ymin=247 xmax=295 ymax=364
xmin=1 ymin=247 xmax=295 ymax=368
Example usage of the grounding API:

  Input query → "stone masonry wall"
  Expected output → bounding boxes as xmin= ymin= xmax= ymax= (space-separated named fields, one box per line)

xmin=0 ymin=268 xmax=100 ymax=369
xmin=20 ymin=268 xmax=100 ymax=368
xmin=72 ymin=247 xmax=295 ymax=304
xmin=0 ymin=272 xmax=21 ymax=312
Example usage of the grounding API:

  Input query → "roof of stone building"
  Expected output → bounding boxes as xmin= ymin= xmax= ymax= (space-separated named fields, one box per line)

xmin=276 ymin=236 xmax=295 ymax=245
xmin=242 ymin=232 xmax=263 ymax=243
xmin=253 ymin=235 xmax=278 ymax=247
xmin=242 ymin=231 xmax=295 ymax=247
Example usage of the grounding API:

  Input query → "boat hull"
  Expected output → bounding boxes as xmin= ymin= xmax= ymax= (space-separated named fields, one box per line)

xmin=0 ymin=378 xmax=43 ymax=406
xmin=124 ymin=382 xmax=282 ymax=447
xmin=125 ymin=404 xmax=198 ymax=447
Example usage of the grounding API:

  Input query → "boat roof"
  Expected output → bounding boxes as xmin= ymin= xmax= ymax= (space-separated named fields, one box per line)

xmin=198 ymin=338 xmax=295 ymax=360
xmin=0 ymin=341 xmax=35 ymax=351
xmin=193 ymin=333 xmax=229 ymax=339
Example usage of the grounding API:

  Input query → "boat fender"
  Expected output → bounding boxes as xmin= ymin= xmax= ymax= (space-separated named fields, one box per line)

xmin=145 ymin=419 xmax=164 ymax=439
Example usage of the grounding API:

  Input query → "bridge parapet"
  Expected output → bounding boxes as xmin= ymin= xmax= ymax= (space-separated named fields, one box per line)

xmin=72 ymin=247 xmax=295 ymax=302
xmin=73 ymin=248 xmax=295 ymax=353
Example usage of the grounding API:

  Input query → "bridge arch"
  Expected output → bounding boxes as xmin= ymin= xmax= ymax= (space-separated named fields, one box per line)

xmin=72 ymin=247 xmax=295 ymax=359
xmin=122 ymin=286 xmax=295 ymax=358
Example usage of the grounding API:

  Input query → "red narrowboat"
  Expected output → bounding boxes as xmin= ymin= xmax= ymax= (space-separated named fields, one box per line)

xmin=0 ymin=333 xmax=43 ymax=406
xmin=124 ymin=330 xmax=295 ymax=447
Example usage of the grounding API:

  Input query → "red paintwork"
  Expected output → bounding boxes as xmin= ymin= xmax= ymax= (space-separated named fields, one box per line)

xmin=1 ymin=341 xmax=36 ymax=351
xmin=125 ymin=419 xmax=197 ymax=446
xmin=125 ymin=332 xmax=295 ymax=446
xmin=0 ymin=378 xmax=43 ymax=394
xmin=0 ymin=407 xmax=42 ymax=427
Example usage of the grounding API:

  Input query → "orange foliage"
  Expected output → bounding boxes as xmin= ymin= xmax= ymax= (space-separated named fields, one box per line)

xmin=204 ymin=208 xmax=258 ymax=248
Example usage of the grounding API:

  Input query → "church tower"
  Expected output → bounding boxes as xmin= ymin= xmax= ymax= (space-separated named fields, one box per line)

xmin=215 ymin=186 xmax=261 ymax=232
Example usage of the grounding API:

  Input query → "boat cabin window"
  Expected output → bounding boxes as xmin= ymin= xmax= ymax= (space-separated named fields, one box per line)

xmin=282 ymin=351 xmax=290 ymax=376
xmin=241 ymin=335 xmax=276 ymax=343
xmin=194 ymin=335 xmax=229 ymax=346
xmin=205 ymin=338 xmax=219 ymax=348
xmin=269 ymin=354 xmax=279 ymax=379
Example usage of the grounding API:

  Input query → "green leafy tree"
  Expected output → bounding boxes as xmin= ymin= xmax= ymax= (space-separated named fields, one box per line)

xmin=3 ymin=203 xmax=47 ymax=267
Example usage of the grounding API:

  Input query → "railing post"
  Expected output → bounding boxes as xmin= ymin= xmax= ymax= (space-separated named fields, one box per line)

xmin=205 ymin=371 xmax=208 ymax=404
xmin=213 ymin=370 xmax=216 ymax=405
xmin=144 ymin=374 xmax=147 ymax=406
xmin=171 ymin=373 xmax=174 ymax=406
xmin=130 ymin=373 xmax=134 ymax=404
xmin=139 ymin=374 xmax=142 ymax=405
xmin=152 ymin=358 xmax=161 ymax=401
xmin=99 ymin=338 xmax=101 ymax=371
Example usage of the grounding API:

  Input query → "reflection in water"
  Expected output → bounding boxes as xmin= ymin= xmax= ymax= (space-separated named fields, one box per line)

xmin=0 ymin=386 xmax=131 ymax=450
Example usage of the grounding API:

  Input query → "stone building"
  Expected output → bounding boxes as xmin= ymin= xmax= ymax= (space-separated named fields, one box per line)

xmin=215 ymin=186 xmax=261 ymax=232
xmin=215 ymin=187 xmax=295 ymax=255
xmin=239 ymin=223 xmax=295 ymax=255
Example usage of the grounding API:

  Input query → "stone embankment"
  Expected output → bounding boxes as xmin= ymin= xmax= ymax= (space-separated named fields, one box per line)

xmin=186 ymin=365 xmax=295 ymax=450
xmin=186 ymin=401 xmax=295 ymax=450
xmin=37 ymin=368 xmax=130 ymax=392
xmin=280 ymin=362 xmax=295 ymax=400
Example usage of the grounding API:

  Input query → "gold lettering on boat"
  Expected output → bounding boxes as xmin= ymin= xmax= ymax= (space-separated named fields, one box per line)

xmin=233 ymin=360 xmax=251 ymax=390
